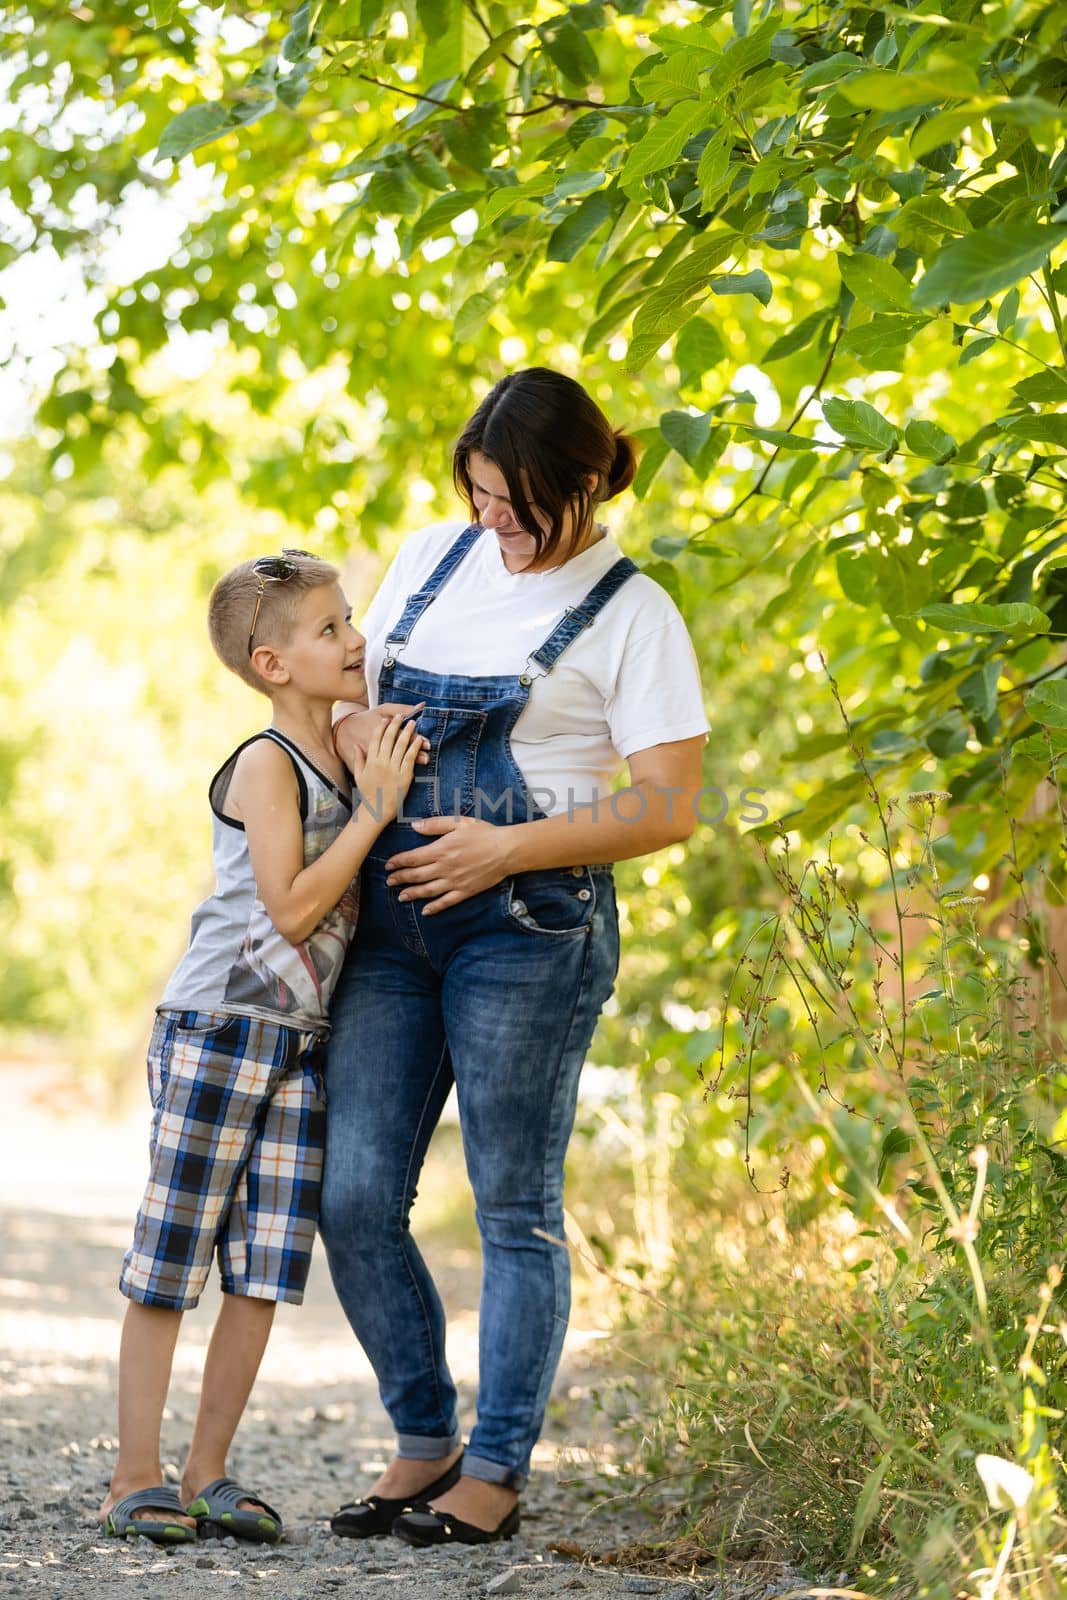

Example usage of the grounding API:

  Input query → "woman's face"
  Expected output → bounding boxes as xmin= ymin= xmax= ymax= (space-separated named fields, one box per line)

xmin=467 ymin=450 xmax=593 ymax=573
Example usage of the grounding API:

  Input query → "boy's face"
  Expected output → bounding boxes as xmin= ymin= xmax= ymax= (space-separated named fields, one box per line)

xmin=273 ymin=582 xmax=367 ymax=702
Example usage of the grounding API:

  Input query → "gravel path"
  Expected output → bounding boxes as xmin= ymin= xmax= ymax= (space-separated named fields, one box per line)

xmin=0 ymin=1061 xmax=809 ymax=1600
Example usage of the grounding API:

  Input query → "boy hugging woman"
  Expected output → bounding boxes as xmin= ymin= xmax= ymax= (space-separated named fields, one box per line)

xmin=99 ymin=552 xmax=421 ymax=1545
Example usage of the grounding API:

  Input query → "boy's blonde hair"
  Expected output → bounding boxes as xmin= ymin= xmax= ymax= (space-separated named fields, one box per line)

xmin=209 ymin=552 xmax=342 ymax=694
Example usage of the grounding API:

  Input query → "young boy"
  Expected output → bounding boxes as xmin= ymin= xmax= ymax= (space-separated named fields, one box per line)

xmin=99 ymin=551 xmax=423 ymax=1546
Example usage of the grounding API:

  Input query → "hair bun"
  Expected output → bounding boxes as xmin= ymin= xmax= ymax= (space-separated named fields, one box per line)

xmin=606 ymin=430 xmax=638 ymax=498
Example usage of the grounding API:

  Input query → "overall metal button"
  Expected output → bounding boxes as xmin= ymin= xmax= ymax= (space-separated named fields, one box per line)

xmin=519 ymin=673 xmax=532 ymax=687
xmin=571 ymin=866 xmax=584 ymax=877
xmin=512 ymin=899 xmax=527 ymax=916
xmin=577 ymin=889 xmax=592 ymax=902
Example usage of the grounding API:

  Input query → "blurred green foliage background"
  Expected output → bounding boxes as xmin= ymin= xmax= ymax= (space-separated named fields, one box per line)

xmin=5 ymin=0 xmax=1067 ymax=1592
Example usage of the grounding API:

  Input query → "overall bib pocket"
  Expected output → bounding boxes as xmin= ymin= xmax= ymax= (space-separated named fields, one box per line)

xmin=400 ymin=706 xmax=488 ymax=819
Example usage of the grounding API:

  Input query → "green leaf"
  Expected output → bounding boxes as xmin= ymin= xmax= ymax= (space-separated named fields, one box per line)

xmin=839 ymin=315 xmax=927 ymax=372
xmin=416 ymin=0 xmax=452 ymax=42
xmin=550 ymin=171 xmax=607 ymax=200
xmin=913 ymin=225 xmax=1067 ymax=309
xmin=636 ymin=51 xmax=706 ymax=101
xmin=909 ymin=104 xmax=986 ymax=160
xmin=538 ymin=18 xmax=600 ymax=86
xmin=620 ymin=101 xmax=709 ymax=193
xmin=837 ymin=549 xmax=876 ymax=605
xmin=1002 ymin=413 xmax=1067 ymax=448
xmin=959 ymin=334 xmax=995 ymax=366
xmin=626 ymin=232 xmax=733 ymax=371
xmin=466 ymin=24 xmax=529 ymax=80
xmin=1014 ymin=729 xmax=1067 ymax=762
xmin=661 ymin=409 xmax=711 ymax=466
xmin=757 ymin=542 xmax=821 ymax=626
xmin=839 ymin=253 xmax=913 ymax=313
xmin=365 ymin=167 xmax=421 ymax=217
xmin=281 ymin=3 xmax=311 ymax=61
xmin=773 ymin=773 xmax=868 ymax=841
xmin=675 ymin=317 xmax=726 ymax=385
xmin=904 ymin=420 xmax=957 ymax=463
xmin=711 ymin=13 xmax=783 ymax=96
xmin=997 ymin=287 xmax=1020 ymax=335
xmin=1025 ymin=681 xmax=1067 ymax=730
xmin=762 ymin=310 xmax=828 ymax=364
xmin=632 ymin=433 xmax=670 ymax=499
xmin=877 ymin=1128 xmax=912 ymax=1185
xmin=156 ymin=103 xmax=234 ymax=162
xmin=407 ymin=148 xmax=453 ymax=191
xmin=454 ymin=290 xmax=497 ymax=340
xmin=733 ymin=425 xmax=820 ymax=451
xmin=911 ymin=602 xmax=1050 ymax=635
xmin=822 ymin=397 xmax=898 ymax=453
xmin=709 ymin=269 xmax=772 ymax=306
xmin=696 ymin=129 xmax=731 ymax=213
xmin=482 ymin=174 xmax=552 ymax=223
xmin=441 ymin=109 xmax=496 ymax=170
xmin=959 ymin=660 xmax=1001 ymax=721
xmin=1012 ymin=371 xmax=1067 ymax=404
xmin=838 ymin=65 xmax=980 ymax=110
xmin=410 ymin=190 xmax=481 ymax=250
xmin=546 ymin=190 xmax=616 ymax=263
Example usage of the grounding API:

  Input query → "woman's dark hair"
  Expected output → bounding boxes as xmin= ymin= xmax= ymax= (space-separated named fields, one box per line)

xmin=452 ymin=368 xmax=639 ymax=563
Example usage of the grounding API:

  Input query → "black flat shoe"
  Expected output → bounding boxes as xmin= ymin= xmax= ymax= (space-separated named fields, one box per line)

xmin=391 ymin=1502 xmax=520 ymax=1547
xmin=330 ymin=1452 xmax=464 ymax=1539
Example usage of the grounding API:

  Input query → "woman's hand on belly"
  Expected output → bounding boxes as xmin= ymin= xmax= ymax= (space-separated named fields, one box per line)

xmin=385 ymin=817 xmax=514 ymax=915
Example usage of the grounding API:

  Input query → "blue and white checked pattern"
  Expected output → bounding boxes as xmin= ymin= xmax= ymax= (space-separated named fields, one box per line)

xmin=120 ymin=1008 xmax=326 ymax=1311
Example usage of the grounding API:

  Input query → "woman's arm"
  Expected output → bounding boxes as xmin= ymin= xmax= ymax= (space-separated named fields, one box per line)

xmin=384 ymin=735 xmax=706 ymax=915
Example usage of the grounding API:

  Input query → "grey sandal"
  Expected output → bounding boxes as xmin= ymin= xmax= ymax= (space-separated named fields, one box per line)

xmin=104 ymin=1485 xmax=198 ymax=1544
xmin=187 ymin=1476 xmax=283 ymax=1544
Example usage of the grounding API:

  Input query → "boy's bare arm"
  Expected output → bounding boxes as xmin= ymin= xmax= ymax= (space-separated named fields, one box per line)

xmin=227 ymin=726 xmax=418 ymax=945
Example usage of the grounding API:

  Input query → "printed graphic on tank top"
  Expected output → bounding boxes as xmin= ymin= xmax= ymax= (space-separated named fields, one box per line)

xmin=159 ymin=729 xmax=359 ymax=1030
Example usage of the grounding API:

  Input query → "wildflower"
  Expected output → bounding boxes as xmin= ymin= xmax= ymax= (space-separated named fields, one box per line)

xmin=908 ymin=790 xmax=952 ymax=806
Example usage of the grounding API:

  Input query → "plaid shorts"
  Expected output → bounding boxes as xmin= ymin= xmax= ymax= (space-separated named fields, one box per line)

xmin=120 ymin=1008 xmax=327 ymax=1312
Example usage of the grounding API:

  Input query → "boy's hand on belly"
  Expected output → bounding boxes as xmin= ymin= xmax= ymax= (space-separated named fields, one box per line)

xmin=335 ymin=703 xmax=430 ymax=775
xmin=385 ymin=817 xmax=512 ymax=915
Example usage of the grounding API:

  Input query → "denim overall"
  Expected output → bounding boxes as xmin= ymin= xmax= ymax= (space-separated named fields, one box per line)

xmin=321 ymin=525 xmax=636 ymax=1489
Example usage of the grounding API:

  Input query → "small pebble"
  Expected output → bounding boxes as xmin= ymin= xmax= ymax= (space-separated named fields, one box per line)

xmin=486 ymin=1571 xmax=523 ymax=1595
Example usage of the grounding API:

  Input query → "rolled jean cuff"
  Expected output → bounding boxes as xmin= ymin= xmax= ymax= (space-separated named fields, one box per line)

xmin=396 ymin=1427 xmax=462 ymax=1461
xmin=463 ymin=1452 xmax=527 ymax=1491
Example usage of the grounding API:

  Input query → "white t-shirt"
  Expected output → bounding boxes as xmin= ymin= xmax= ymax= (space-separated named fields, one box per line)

xmin=356 ymin=520 xmax=709 ymax=816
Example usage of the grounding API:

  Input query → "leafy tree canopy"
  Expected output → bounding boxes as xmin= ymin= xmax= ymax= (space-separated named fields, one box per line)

xmin=4 ymin=0 xmax=1067 ymax=890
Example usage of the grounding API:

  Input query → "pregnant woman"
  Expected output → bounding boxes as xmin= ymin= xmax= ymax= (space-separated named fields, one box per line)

xmin=320 ymin=367 xmax=709 ymax=1546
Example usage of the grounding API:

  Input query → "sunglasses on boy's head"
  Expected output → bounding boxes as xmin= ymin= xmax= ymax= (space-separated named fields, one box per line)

xmin=247 ymin=549 xmax=315 ymax=657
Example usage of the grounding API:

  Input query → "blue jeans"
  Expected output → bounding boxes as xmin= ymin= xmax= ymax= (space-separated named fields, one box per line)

xmin=320 ymin=854 xmax=619 ymax=1489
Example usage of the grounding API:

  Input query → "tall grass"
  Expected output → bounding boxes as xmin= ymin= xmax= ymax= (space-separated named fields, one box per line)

xmin=577 ymin=670 xmax=1067 ymax=1599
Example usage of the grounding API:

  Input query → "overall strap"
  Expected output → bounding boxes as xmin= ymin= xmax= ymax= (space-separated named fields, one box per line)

xmin=527 ymin=557 xmax=640 ymax=676
xmin=384 ymin=524 xmax=482 ymax=659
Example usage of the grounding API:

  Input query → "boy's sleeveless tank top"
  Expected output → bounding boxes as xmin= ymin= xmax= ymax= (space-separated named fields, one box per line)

xmin=158 ymin=729 xmax=359 ymax=1034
